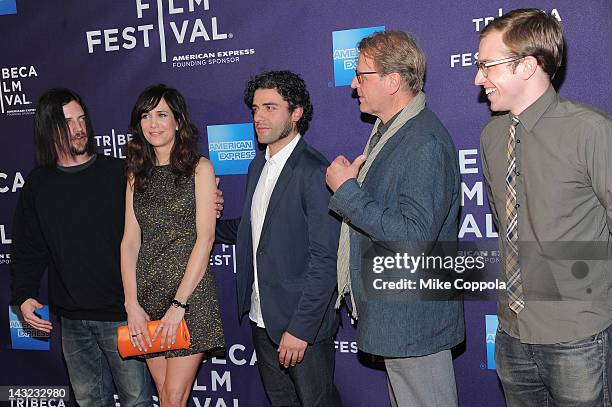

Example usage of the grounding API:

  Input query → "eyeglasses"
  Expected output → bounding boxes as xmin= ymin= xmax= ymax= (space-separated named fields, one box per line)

xmin=475 ymin=56 xmax=524 ymax=78
xmin=355 ymin=69 xmax=379 ymax=84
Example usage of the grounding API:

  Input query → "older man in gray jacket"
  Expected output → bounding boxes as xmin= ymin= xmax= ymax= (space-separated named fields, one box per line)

xmin=326 ymin=30 xmax=464 ymax=407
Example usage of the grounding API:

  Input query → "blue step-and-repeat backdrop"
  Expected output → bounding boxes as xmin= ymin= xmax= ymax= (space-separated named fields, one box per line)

xmin=1 ymin=1 xmax=610 ymax=406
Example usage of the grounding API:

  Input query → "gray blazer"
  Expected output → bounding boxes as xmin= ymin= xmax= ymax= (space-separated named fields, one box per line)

xmin=329 ymin=108 xmax=465 ymax=357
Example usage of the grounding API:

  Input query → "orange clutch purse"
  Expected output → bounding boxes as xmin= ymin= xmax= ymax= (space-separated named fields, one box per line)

xmin=117 ymin=319 xmax=191 ymax=358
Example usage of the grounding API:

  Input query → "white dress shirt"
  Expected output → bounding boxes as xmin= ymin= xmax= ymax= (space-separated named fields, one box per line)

xmin=249 ymin=134 xmax=301 ymax=327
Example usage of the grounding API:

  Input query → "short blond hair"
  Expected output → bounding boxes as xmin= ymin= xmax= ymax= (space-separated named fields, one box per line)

xmin=358 ymin=30 xmax=426 ymax=94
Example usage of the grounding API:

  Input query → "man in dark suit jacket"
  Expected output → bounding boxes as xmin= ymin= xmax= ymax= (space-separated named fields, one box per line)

xmin=326 ymin=31 xmax=464 ymax=407
xmin=216 ymin=71 xmax=341 ymax=407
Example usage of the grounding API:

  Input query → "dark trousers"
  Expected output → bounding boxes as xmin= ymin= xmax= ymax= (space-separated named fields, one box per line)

xmin=251 ymin=322 xmax=342 ymax=407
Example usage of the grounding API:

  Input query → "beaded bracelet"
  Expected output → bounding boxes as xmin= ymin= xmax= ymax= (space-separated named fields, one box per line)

xmin=170 ymin=299 xmax=190 ymax=312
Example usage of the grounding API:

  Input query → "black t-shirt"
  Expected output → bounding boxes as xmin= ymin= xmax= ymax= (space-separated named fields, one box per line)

xmin=10 ymin=154 xmax=128 ymax=320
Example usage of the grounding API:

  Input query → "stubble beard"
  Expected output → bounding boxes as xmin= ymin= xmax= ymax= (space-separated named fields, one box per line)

xmin=68 ymin=132 xmax=89 ymax=156
xmin=69 ymin=143 xmax=88 ymax=156
xmin=278 ymin=119 xmax=293 ymax=140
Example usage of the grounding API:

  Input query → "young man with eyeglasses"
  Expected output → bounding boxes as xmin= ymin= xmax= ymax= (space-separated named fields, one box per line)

xmin=476 ymin=9 xmax=612 ymax=406
xmin=326 ymin=30 xmax=464 ymax=406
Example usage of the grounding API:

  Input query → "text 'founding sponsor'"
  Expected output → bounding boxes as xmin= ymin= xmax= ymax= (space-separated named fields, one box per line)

xmin=172 ymin=48 xmax=255 ymax=68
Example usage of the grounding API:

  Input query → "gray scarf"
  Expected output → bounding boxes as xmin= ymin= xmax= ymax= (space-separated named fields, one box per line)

xmin=336 ymin=91 xmax=426 ymax=318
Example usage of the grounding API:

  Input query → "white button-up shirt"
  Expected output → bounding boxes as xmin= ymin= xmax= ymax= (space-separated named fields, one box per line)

xmin=249 ymin=134 xmax=301 ymax=327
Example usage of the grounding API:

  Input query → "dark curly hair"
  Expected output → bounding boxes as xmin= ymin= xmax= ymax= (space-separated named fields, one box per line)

xmin=126 ymin=84 xmax=200 ymax=192
xmin=244 ymin=71 xmax=313 ymax=135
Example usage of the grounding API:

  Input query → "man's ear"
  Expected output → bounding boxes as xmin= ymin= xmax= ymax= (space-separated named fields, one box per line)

xmin=518 ymin=55 xmax=538 ymax=80
xmin=385 ymin=72 xmax=402 ymax=95
xmin=291 ymin=106 xmax=304 ymax=123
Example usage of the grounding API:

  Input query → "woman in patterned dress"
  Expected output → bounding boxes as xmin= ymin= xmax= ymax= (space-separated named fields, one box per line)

xmin=120 ymin=84 xmax=224 ymax=406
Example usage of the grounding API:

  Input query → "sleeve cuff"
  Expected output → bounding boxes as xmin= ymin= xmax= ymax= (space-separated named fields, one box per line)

xmin=329 ymin=178 xmax=363 ymax=219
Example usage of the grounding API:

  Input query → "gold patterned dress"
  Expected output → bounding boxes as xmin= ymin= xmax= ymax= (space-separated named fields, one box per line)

xmin=134 ymin=165 xmax=224 ymax=358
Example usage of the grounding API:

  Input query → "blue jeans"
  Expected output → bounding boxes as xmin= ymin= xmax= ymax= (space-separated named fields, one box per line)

xmin=61 ymin=317 xmax=154 ymax=406
xmin=495 ymin=324 xmax=612 ymax=407
xmin=251 ymin=322 xmax=341 ymax=407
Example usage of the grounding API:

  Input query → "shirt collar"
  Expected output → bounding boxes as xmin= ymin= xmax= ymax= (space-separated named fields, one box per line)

xmin=265 ymin=134 xmax=301 ymax=165
xmin=516 ymin=85 xmax=557 ymax=132
xmin=376 ymin=110 xmax=402 ymax=135
xmin=56 ymin=153 xmax=97 ymax=173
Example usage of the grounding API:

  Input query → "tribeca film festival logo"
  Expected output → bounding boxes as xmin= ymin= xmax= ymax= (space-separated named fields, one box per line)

xmin=332 ymin=25 xmax=384 ymax=87
xmin=0 ymin=223 xmax=11 ymax=265
xmin=0 ymin=65 xmax=38 ymax=116
xmin=85 ymin=0 xmax=256 ymax=69
xmin=0 ymin=170 xmax=24 ymax=194
xmin=1 ymin=224 xmax=11 ymax=244
xmin=8 ymin=305 xmax=50 ymax=351
xmin=484 ymin=314 xmax=498 ymax=370
xmin=450 ymin=7 xmax=562 ymax=69
xmin=210 ymin=244 xmax=236 ymax=273
xmin=458 ymin=149 xmax=498 ymax=239
xmin=188 ymin=342 xmax=261 ymax=406
xmin=207 ymin=123 xmax=256 ymax=176
xmin=0 ymin=0 xmax=17 ymax=15
xmin=95 ymin=129 xmax=133 ymax=158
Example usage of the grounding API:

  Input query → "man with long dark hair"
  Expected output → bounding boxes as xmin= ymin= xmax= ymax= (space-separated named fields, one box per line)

xmin=10 ymin=88 xmax=154 ymax=406
xmin=216 ymin=71 xmax=342 ymax=406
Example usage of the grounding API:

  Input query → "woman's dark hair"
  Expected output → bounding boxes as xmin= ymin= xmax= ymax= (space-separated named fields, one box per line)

xmin=126 ymin=84 xmax=200 ymax=191
xmin=244 ymin=71 xmax=313 ymax=135
xmin=34 ymin=88 xmax=95 ymax=166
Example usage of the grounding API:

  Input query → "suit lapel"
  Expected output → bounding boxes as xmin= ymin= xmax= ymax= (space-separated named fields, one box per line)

xmin=242 ymin=153 xmax=266 ymax=222
xmin=260 ymin=138 xmax=307 ymax=237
